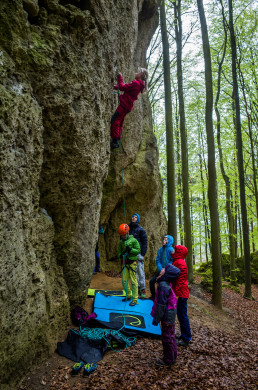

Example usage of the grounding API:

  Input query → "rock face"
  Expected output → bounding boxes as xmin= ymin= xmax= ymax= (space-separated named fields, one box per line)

xmin=0 ymin=0 xmax=165 ymax=386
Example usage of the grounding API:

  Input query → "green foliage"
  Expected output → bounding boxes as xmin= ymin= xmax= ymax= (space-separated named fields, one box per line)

xmin=222 ymin=284 xmax=241 ymax=294
xmin=196 ymin=251 xmax=258 ymax=292
xmin=147 ymin=0 xmax=257 ymax=266
xmin=196 ymin=261 xmax=213 ymax=293
xmin=220 ymin=252 xmax=258 ymax=284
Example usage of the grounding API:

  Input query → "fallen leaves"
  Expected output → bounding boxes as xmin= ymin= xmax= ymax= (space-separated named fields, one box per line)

xmin=18 ymin=283 xmax=258 ymax=390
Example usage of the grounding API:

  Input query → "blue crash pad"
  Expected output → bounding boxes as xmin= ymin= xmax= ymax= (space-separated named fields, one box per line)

xmin=93 ymin=293 xmax=161 ymax=336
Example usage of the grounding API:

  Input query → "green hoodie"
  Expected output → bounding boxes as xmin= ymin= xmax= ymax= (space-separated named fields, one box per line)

xmin=117 ymin=234 xmax=141 ymax=263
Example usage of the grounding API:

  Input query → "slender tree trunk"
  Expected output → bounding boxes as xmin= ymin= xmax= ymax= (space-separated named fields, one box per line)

xmin=215 ymin=6 xmax=236 ymax=284
xmin=197 ymin=0 xmax=222 ymax=308
xmin=234 ymin=180 xmax=238 ymax=256
xmin=238 ymin=204 xmax=243 ymax=257
xmin=199 ymin=214 xmax=202 ymax=263
xmin=238 ymin=62 xmax=258 ymax=221
xmin=174 ymin=0 xmax=193 ymax=281
xmin=250 ymin=218 xmax=255 ymax=252
xmin=228 ymin=0 xmax=252 ymax=298
xmin=175 ymin=94 xmax=183 ymax=244
xmin=160 ymin=1 xmax=177 ymax=241
xmin=197 ymin=121 xmax=210 ymax=262
xmin=190 ymin=192 xmax=195 ymax=265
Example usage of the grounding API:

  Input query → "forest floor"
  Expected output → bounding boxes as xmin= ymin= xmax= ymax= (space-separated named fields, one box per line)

xmin=18 ymin=273 xmax=258 ymax=390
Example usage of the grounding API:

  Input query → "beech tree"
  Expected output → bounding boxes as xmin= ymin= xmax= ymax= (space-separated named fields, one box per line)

xmin=160 ymin=0 xmax=177 ymax=241
xmin=227 ymin=0 xmax=252 ymax=298
xmin=215 ymin=0 xmax=236 ymax=285
xmin=173 ymin=0 xmax=193 ymax=282
xmin=197 ymin=0 xmax=222 ymax=308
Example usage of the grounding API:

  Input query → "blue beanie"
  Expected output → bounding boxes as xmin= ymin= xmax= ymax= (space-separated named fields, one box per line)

xmin=132 ymin=213 xmax=140 ymax=223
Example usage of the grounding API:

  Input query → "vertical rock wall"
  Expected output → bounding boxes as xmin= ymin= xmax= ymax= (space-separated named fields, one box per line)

xmin=0 ymin=0 xmax=165 ymax=386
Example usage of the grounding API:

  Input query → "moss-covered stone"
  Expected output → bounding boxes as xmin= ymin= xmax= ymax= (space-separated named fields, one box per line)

xmin=196 ymin=251 xmax=258 ymax=293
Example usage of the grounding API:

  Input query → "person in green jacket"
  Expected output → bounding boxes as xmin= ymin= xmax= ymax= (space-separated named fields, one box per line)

xmin=117 ymin=223 xmax=141 ymax=306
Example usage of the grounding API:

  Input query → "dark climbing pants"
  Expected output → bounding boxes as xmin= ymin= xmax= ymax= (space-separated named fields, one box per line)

xmin=149 ymin=272 xmax=159 ymax=299
xmin=177 ymin=297 xmax=191 ymax=342
xmin=95 ymin=250 xmax=100 ymax=272
xmin=161 ymin=322 xmax=177 ymax=364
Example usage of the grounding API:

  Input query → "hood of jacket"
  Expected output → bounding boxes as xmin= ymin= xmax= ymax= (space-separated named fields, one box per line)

xmin=131 ymin=213 xmax=140 ymax=223
xmin=172 ymin=245 xmax=188 ymax=261
xmin=165 ymin=235 xmax=174 ymax=249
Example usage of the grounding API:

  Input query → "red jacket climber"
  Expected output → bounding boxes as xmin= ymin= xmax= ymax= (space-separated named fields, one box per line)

xmin=172 ymin=245 xmax=189 ymax=299
xmin=110 ymin=68 xmax=148 ymax=149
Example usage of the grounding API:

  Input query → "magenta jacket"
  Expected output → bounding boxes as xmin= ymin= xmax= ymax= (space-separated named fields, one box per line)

xmin=151 ymin=264 xmax=179 ymax=325
xmin=114 ymin=74 xmax=145 ymax=111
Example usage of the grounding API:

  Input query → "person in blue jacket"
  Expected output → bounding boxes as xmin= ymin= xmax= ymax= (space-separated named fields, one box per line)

xmin=149 ymin=235 xmax=174 ymax=301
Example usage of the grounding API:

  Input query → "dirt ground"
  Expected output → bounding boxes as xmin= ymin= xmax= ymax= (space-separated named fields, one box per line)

xmin=18 ymin=273 xmax=258 ymax=390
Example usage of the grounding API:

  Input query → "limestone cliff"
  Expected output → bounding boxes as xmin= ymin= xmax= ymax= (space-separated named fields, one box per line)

xmin=0 ymin=0 xmax=165 ymax=386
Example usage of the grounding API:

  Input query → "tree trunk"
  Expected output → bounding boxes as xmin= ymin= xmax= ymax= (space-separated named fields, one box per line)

xmin=176 ymin=94 xmax=184 ymax=244
xmin=174 ymin=0 xmax=193 ymax=282
xmin=238 ymin=61 xmax=258 ymax=222
xmin=228 ymin=0 xmax=252 ymax=298
xmin=197 ymin=120 xmax=210 ymax=262
xmin=160 ymin=1 xmax=177 ymax=241
xmin=215 ymin=5 xmax=236 ymax=284
xmin=197 ymin=0 xmax=222 ymax=308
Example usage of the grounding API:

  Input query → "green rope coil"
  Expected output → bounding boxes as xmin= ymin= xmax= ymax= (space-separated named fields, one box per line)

xmin=71 ymin=327 xmax=135 ymax=352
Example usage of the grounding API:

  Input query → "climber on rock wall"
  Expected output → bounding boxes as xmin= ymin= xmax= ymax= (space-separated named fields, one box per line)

xmin=110 ymin=68 xmax=148 ymax=149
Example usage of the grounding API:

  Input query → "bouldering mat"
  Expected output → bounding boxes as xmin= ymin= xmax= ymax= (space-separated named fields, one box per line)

xmin=88 ymin=288 xmax=126 ymax=297
xmin=93 ymin=294 xmax=161 ymax=336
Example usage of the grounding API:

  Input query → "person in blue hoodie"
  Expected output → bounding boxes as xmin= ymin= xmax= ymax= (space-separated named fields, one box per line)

xmin=149 ymin=235 xmax=174 ymax=301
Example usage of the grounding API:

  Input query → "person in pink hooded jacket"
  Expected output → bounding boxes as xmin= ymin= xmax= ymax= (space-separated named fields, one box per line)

xmin=110 ymin=68 xmax=148 ymax=149
xmin=151 ymin=263 xmax=181 ymax=366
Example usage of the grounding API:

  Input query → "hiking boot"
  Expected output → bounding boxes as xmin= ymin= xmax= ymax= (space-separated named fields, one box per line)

xmin=177 ymin=338 xmax=189 ymax=347
xmin=129 ymin=300 xmax=138 ymax=306
xmin=71 ymin=361 xmax=84 ymax=376
xmin=155 ymin=359 xmax=177 ymax=367
xmin=122 ymin=297 xmax=132 ymax=302
xmin=139 ymin=290 xmax=146 ymax=299
xmin=83 ymin=363 xmax=97 ymax=377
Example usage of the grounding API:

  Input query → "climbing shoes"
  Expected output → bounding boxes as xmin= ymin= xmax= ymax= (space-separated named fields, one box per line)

xmin=155 ymin=359 xmax=177 ymax=367
xmin=71 ymin=361 xmax=84 ymax=376
xmin=83 ymin=363 xmax=98 ymax=377
xmin=71 ymin=361 xmax=97 ymax=377
xmin=122 ymin=297 xmax=132 ymax=302
xmin=129 ymin=300 xmax=138 ymax=306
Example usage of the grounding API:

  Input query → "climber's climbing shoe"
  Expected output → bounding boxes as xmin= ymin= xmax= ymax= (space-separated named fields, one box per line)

xmin=71 ymin=361 xmax=84 ymax=376
xmin=129 ymin=300 xmax=138 ymax=306
xmin=83 ymin=363 xmax=97 ymax=377
xmin=122 ymin=297 xmax=132 ymax=302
